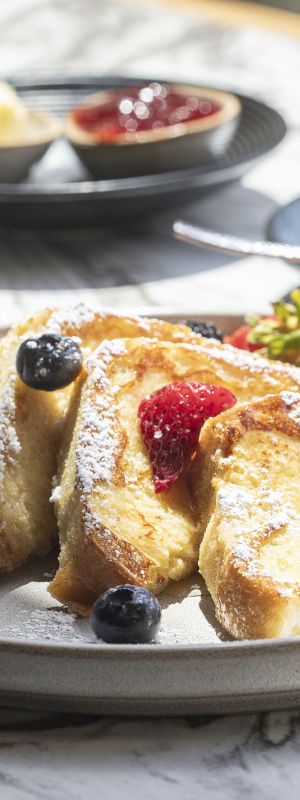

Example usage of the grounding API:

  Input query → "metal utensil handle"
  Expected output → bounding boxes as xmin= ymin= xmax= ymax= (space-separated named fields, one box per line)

xmin=173 ymin=220 xmax=300 ymax=264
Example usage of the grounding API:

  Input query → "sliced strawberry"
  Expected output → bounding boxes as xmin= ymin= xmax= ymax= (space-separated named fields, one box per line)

xmin=224 ymin=324 xmax=263 ymax=352
xmin=138 ymin=382 xmax=236 ymax=493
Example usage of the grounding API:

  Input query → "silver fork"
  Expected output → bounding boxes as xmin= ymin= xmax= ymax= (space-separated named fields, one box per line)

xmin=173 ymin=220 xmax=300 ymax=264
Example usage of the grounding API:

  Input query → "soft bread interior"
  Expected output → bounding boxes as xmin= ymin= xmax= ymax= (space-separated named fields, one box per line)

xmin=0 ymin=309 xmax=63 ymax=570
xmin=0 ymin=305 xmax=200 ymax=572
xmin=192 ymin=393 xmax=300 ymax=639
xmin=49 ymin=338 xmax=207 ymax=612
xmin=49 ymin=338 xmax=300 ymax=616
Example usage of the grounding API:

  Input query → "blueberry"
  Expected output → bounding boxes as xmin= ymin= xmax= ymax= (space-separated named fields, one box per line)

xmin=182 ymin=320 xmax=223 ymax=342
xmin=91 ymin=584 xmax=161 ymax=644
xmin=16 ymin=334 xmax=83 ymax=391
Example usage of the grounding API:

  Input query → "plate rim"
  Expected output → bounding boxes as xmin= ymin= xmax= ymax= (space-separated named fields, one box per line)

xmin=1 ymin=632 xmax=300 ymax=657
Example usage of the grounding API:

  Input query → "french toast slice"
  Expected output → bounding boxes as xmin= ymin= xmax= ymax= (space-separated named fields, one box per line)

xmin=0 ymin=305 xmax=198 ymax=572
xmin=49 ymin=337 xmax=300 ymax=614
xmin=193 ymin=392 xmax=300 ymax=639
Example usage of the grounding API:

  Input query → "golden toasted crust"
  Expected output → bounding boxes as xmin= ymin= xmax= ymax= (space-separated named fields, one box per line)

xmin=49 ymin=337 xmax=300 ymax=615
xmin=49 ymin=338 xmax=204 ymax=612
xmin=50 ymin=520 xmax=160 ymax=616
xmin=192 ymin=392 xmax=300 ymax=639
xmin=0 ymin=305 xmax=200 ymax=572
xmin=0 ymin=309 xmax=61 ymax=572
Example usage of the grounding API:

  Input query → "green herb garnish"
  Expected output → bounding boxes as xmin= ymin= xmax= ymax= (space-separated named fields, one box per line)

xmin=246 ymin=291 xmax=300 ymax=364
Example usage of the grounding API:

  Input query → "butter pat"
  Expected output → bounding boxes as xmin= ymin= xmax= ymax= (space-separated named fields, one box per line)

xmin=0 ymin=82 xmax=29 ymax=145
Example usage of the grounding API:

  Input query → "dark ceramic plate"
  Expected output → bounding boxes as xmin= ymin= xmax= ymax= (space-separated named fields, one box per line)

xmin=1 ymin=76 xmax=286 ymax=229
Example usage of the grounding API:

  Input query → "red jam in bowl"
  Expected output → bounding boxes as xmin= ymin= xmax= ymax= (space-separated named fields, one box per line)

xmin=72 ymin=83 xmax=221 ymax=143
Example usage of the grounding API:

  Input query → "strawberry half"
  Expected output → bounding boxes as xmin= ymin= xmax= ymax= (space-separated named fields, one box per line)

xmin=224 ymin=323 xmax=264 ymax=351
xmin=138 ymin=382 xmax=236 ymax=493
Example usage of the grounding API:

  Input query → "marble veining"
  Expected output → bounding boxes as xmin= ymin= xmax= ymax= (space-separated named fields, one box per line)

xmin=0 ymin=712 xmax=300 ymax=799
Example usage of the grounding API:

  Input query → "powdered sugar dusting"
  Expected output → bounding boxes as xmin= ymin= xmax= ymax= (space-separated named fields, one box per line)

xmin=217 ymin=486 xmax=252 ymax=517
xmin=290 ymin=408 xmax=300 ymax=424
xmin=281 ymin=391 xmax=299 ymax=407
xmin=281 ymin=391 xmax=300 ymax=424
xmin=46 ymin=303 xmax=155 ymax=338
xmin=46 ymin=303 xmax=96 ymax=335
xmin=0 ymin=377 xmax=21 ymax=479
xmin=49 ymin=485 xmax=61 ymax=503
xmin=199 ymin=342 xmax=300 ymax=385
xmin=83 ymin=508 xmax=101 ymax=534
xmin=6 ymin=609 xmax=95 ymax=643
xmin=76 ymin=339 xmax=126 ymax=494
xmin=232 ymin=542 xmax=253 ymax=561
xmin=218 ymin=484 xmax=294 ymax=529
xmin=266 ymin=511 xmax=291 ymax=531
xmin=223 ymin=483 xmax=298 ymax=589
xmin=260 ymin=489 xmax=283 ymax=506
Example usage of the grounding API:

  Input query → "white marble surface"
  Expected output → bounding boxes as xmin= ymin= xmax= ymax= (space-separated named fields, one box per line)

xmin=1 ymin=711 xmax=300 ymax=799
xmin=1 ymin=1 xmax=300 ymax=796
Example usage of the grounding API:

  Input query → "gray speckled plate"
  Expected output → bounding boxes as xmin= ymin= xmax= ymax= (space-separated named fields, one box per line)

xmin=1 ymin=311 xmax=300 ymax=716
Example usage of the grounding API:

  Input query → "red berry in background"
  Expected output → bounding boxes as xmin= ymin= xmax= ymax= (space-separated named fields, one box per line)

xmin=138 ymin=382 xmax=236 ymax=493
xmin=224 ymin=324 xmax=263 ymax=351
